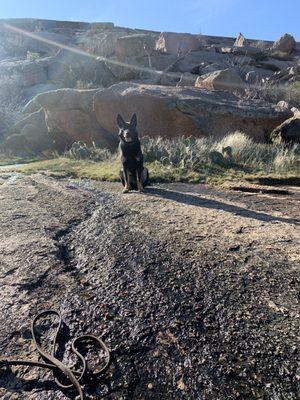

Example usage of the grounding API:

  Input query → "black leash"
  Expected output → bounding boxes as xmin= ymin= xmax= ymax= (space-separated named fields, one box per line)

xmin=0 ymin=310 xmax=110 ymax=399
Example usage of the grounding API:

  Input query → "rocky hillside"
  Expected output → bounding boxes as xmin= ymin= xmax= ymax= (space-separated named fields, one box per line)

xmin=0 ymin=18 xmax=299 ymax=154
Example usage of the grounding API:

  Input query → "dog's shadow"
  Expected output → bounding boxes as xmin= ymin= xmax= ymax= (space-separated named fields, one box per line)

xmin=145 ymin=186 xmax=300 ymax=226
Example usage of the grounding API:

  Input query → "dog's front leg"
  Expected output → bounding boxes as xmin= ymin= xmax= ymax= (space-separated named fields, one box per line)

xmin=123 ymin=168 xmax=130 ymax=193
xmin=136 ymin=169 xmax=144 ymax=192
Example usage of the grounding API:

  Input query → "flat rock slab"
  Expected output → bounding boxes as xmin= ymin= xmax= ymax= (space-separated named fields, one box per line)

xmin=0 ymin=175 xmax=299 ymax=399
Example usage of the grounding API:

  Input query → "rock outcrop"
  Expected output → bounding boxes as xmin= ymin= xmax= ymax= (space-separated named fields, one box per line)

xmin=23 ymin=88 xmax=117 ymax=152
xmin=5 ymin=83 xmax=292 ymax=154
xmin=94 ymin=82 xmax=291 ymax=141
xmin=0 ymin=58 xmax=48 ymax=87
xmin=0 ymin=18 xmax=299 ymax=155
xmin=195 ymin=68 xmax=244 ymax=93
xmin=4 ymin=108 xmax=52 ymax=154
xmin=234 ymin=33 xmax=246 ymax=47
xmin=155 ymin=32 xmax=200 ymax=55
xmin=271 ymin=33 xmax=296 ymax=55
xmin=270 ymin=116 xmax=300 ymax=144
xmin=116 ymin=34 xmax=157 ymax=57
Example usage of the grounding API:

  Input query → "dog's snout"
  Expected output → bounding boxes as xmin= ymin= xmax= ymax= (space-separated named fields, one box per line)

xmin=123 ymin=130 xmax=132 ymax=141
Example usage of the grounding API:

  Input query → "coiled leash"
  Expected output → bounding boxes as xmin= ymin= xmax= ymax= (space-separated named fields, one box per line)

xmin=0 ymin=310 xmax=110 ymax=399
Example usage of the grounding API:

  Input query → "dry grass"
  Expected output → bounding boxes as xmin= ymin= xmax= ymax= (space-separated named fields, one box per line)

xmin=1 ymin=133 xmax=299 ymax=185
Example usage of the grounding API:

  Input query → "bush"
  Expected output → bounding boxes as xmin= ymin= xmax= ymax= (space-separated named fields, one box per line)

xmin=64 ymin=141 xmax=112 ymax=162
xmin=59 ymin=133 xmax=299 ymax=178
xmin=141 ymin=133 xmax=299 ymax=174
xmin=245 ymin=79 xmax=300 ymax=108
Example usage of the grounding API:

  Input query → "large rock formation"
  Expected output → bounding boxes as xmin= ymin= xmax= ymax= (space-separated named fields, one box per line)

xmin=94 ymin=82 xmax=291 ymax=141
xmin=1 ymin=18 xmax=299 ymax=155
xmin=271 ymin=33 xmax=296 ymax=55
xmin=4 ymin=83 xmax=292 ymax=154
xmin=23 ymin=88 xmax=117 ymax=152
xmin=4 ymin=108 xmax=52 ymax=154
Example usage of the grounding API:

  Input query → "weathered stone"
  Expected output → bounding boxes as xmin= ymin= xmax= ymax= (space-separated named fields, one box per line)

xmin=93 ymin=82 xmax=291 ymax=141
xmin=103 ymin=55 xmax=144 ymax=81
xmin=116 ymin=34 xmax=157 ymax=57
xmin=159 ymin=71 xmax=180 ymax=86
xmin=270 ymin=116 xmax=300 ymax=144
xmin=216 ymin=46 xmax=233 ymax=54
xmin=260 ymin=58 xmax=294 ymax=72
xmin=176 ymin=72 xmax=198 ymax=87
xmin=195 ymin=68 xmax=244 ymax=93
xmin=289 ymin=64 xmax=300 ymax=76
xmin=232 ymin=46 xmax=266 ymax=58
xmin=276 ymin=101 xmax=290 ymax=111
xmin=23 ymin=82 xmax=64 ymax=99
xmin=268 ymin=50 xmax=295 ymax=61
xmin=76 ymin=30 xmax=129 ymax=57
xmin=0 ymin=59 xmax=48 ymax=87
xmin=48 ymin=49 xmax=116 ymax=87
xmin=4 ymin=108 xmax=53 ymax=154
xmin=23 ymin=88 xmax=117 ymax=151
xmin=201 ymin=63 xmax=224 ymax=74
xmin=137 ymin=53 xmax=179 ymax=75
xmin=271 ymin=33 xmax=296 ymax=55
xmin=234 ymin=33 xmax=246 ymax=47
xmin=22 ymin=31 xmax=70 ymax=55
xmin=175 ymin=50 xmax=227 ymax=73
xmin=155 ymin=32 xmax=200 ymax=55
xmin=291 ymin=107 xmax=300 ymax=117
xmin=0 ymin=23 xmax=70 ymax=57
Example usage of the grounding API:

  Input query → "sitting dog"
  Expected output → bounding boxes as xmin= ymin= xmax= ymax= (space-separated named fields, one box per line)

xmin=117 ymin=113 xmax=149 ymax=193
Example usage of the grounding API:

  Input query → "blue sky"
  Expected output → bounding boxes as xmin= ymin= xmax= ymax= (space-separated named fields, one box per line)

xmin=0 ymin=0 xmax=299 ymax=41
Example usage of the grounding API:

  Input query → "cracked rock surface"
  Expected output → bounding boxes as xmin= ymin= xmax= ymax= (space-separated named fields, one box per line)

xmin=0 ymin=174 xmax=299 ymax=399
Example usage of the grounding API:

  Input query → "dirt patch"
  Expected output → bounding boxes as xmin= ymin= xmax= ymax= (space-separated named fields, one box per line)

xmin=0 ymin=175 xmax=299 ymax=399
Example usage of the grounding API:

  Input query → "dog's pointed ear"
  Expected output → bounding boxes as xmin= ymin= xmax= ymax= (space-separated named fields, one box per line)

xmin=117 ymin=114 xmax=125 ymax=129
xmin=130 ymin=113 xmax=137 ymax=129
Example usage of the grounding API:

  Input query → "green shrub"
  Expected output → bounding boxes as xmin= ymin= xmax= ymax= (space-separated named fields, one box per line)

xmin=64 ymin=141 xmax=112 ymax=162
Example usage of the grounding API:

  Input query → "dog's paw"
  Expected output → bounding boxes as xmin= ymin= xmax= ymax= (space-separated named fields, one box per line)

xmin=123 ymin=188 xmax=129 ymax=193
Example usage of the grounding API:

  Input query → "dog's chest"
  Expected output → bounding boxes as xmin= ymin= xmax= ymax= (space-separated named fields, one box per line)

xmin=119 ymin=141 xmax=141 ymax=158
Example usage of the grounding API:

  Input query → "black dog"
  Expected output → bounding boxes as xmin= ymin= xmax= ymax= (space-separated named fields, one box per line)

xmin=117 ymin=113 xmax=149 ymax=193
